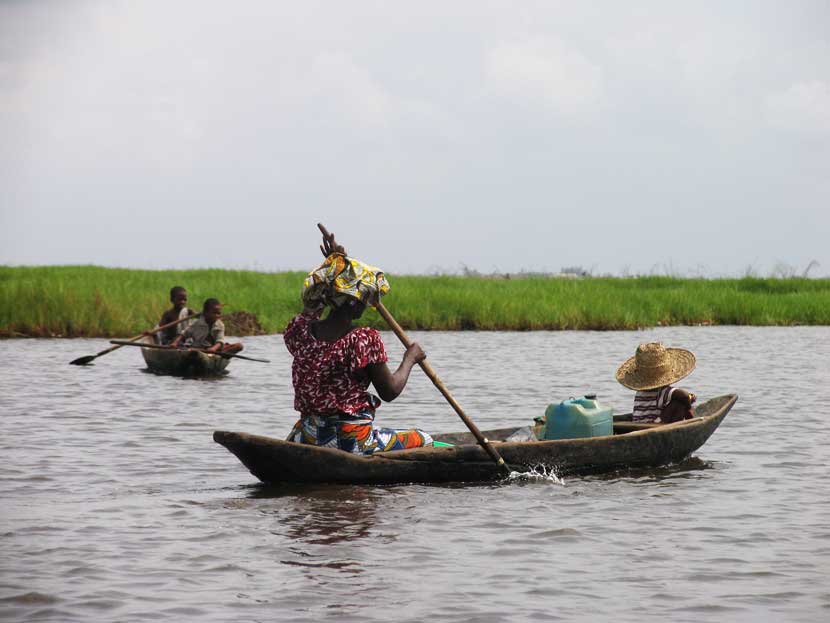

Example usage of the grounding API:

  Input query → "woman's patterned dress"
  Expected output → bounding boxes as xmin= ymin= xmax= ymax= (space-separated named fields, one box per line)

xmin=284 ymin=311 xmax=432 ymax=454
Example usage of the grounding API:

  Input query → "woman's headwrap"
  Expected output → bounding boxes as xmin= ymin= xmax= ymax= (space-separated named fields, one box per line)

xmin=302 ymin=253 xmax=390 ymax=310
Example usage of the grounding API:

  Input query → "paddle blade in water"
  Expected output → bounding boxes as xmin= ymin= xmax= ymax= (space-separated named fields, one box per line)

xmin=69 ymin=355 xmax=96 ymax=365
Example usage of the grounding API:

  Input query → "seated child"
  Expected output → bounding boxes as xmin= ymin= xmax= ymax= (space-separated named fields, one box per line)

xmin=171 ymin=298 xmax=243 ymax=354
xmin=615 ymin=342 xmax=697 ymax=424
xmin=157 ymin=286 xmax=196 ymax=344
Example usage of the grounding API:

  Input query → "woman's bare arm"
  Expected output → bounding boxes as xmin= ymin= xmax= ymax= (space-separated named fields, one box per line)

xmin=367 ymin=343 xmax=426 ymax=402
xmin=318 ymin=223 xmax=346 ymax=257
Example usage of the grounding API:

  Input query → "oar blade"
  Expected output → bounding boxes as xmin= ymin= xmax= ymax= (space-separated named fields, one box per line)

xmin=69 ymin=315 xmax=198 ymax=368
xmin=69 ymin=355 xmax=96 ymax=366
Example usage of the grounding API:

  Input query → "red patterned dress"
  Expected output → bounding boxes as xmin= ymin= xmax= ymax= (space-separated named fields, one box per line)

xmin=284 ymin=311 xmax=432 ymax=454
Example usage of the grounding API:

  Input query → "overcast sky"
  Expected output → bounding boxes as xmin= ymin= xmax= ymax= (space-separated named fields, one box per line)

xmin=1 ymin=0 xmax=828 ymax=276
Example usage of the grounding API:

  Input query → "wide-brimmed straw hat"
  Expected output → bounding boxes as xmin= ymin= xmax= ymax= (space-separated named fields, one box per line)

xmin=615 ymin=342 xmax=696 ymax=391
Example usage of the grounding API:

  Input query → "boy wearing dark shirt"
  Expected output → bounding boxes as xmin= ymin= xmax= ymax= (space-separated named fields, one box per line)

xmin=157 ymin=286 xmax=196 ymax=344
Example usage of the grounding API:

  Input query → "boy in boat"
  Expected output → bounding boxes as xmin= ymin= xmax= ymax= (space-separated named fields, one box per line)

xmin=156 ymin=286 xmax=196 ymax=344
xmin=171 ymin=298 xmax=243 ymax=354
xmin=615 ymin=342 xmax=696 ymax=424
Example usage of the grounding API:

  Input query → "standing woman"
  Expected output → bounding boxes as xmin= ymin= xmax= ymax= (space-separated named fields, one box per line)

xmin=285 ymin=228 xmax=433 ymax=454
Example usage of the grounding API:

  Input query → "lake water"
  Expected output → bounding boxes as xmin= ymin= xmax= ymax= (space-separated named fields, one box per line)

xmin=1 ymin=327 xmax=829 ymax=622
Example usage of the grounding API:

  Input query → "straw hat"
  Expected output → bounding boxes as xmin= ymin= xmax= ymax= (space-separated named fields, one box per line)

xmin=615 ymin=342 xmax=696 ymax=391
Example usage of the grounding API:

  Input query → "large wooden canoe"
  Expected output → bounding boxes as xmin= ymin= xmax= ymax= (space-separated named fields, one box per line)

xmin=213 ymin=394 xmax=737 ymax=485
xmin=140 ymin=338 xmax=231 ymax=376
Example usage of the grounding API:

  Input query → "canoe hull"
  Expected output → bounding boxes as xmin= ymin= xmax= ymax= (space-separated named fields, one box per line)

xmin=140 ymin=338 xmax=230 ymax=376
xmin=213 ymin=395 xmax=737 ymax=485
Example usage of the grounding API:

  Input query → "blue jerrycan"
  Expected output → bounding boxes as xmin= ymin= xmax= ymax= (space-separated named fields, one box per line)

xmin=543 ymin=394 xmax=613 ymax=440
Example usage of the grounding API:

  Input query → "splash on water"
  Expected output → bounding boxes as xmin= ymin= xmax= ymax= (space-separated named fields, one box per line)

xmin=507 ymin=464 xmax=566 ymax=485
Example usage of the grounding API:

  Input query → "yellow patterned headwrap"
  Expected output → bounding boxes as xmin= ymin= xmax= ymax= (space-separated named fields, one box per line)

xmin=302 ymin=253 xmax=390 ymax=309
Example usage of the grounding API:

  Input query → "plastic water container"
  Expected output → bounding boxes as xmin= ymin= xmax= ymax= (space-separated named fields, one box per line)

xmin=542 ymin=394 xmax=613 ymax=440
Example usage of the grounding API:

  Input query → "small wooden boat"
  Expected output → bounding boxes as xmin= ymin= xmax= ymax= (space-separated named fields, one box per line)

xmin=140 ymin=337 xmax=231 ymax=376
xmin=213 ymin=394 xmax=737 ymax=485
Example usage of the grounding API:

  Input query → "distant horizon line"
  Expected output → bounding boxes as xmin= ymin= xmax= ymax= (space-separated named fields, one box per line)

xmin=1 ymin=262 xmax=826 ymax=280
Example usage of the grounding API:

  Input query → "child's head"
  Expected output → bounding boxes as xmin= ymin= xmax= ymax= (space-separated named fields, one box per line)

xmin=615 ymin=342 xmax=696 ymax=391
xmin=202 ymin=298 xmax=222 ymax=323
xmin=170 ymin=286 xmax=188 ymax=309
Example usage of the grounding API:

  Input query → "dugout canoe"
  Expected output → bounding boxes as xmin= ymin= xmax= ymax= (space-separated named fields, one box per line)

xmin=213 ymin=394 xmax=737 ymax=485
xmin=140 ymin=337 xmax=231 ymax=376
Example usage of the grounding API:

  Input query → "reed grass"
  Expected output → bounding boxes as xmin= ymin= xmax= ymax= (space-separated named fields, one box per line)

xmin=1 ymin=266 xmax=829 ymax=337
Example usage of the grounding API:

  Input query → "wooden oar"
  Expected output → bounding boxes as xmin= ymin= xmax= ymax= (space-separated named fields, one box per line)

xmin=108 ymin=340 xmax=271 ymax=363
xmin=374 ymin=301 xmax=510 ymax=475
xmin=69 ymin=314 xmax=199 ymax=365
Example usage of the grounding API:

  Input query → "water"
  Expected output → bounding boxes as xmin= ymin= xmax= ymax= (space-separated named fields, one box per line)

xmin=1 ymin=327 xmax=829 ymax=622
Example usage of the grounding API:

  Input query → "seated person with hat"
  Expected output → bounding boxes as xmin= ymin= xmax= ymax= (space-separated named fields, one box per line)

xmin=615 ymin=342 xmax=697 ymax=424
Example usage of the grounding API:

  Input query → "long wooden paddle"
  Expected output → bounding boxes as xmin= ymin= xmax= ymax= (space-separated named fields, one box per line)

xmin=108 ymin=340 xmax=271 ymax=363
xmin=69 ymin=313 xmax=199 ymax=365
xmin=375 ymin=302 xmax=510 ymax=474
xmin=316 ymin=223 xmax=510 ymax=475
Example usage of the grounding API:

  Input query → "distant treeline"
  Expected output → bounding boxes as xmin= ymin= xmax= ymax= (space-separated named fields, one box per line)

xmin=1 ymin=265 xmax=829 ymax=337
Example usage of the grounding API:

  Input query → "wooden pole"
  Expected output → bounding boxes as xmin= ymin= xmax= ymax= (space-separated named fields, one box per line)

xmin=375 ymin=301 xmax=510 ymax=474
xmin=69 ymin=314 xmax=199 ymax=365
xmin=107 ymin=341 xmax=270 ymax=363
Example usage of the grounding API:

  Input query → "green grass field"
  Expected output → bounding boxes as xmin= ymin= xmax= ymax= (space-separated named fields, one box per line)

xmin=1 ymin=265 xmax=829 ymax=337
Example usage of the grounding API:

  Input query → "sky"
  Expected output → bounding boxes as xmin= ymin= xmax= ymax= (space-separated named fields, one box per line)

xmin=1 ymin=0 xmax=829 ymax=277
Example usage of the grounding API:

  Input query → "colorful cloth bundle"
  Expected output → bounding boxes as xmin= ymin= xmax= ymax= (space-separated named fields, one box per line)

xmin=288 ymin=412 xmax=433 ymax=455
xmin=302 ymin=253 xmax=390 ymax=309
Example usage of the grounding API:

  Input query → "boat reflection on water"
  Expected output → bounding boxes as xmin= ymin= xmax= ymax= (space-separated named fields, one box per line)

xmin=589 ymin=455 xmax=716 ymax=484
xmin=240 ymin=484 xmax=384 ymax=578
xmin=276 ymin=487 xmax=378 ymax=545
